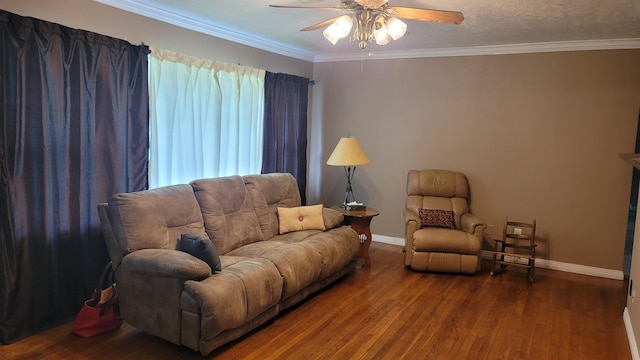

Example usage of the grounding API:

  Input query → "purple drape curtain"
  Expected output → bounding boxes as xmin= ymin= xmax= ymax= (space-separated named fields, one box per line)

xmin=0 ymin=10 xmax=149 ymax=343
xmin=262 ymin=72 xmax=310 ymax=204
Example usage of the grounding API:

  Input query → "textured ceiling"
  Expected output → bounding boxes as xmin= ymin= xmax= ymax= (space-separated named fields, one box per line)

xmin=95 ymin=0 xmax=640 ymax=61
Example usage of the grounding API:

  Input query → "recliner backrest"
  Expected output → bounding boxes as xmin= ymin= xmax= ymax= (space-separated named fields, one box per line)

xmin=406 ymin=169 xmax=468 ymax=198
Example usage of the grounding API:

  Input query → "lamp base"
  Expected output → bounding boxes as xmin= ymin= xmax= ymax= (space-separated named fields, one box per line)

xmin=341 ymin=166 xmax=366 ymax=210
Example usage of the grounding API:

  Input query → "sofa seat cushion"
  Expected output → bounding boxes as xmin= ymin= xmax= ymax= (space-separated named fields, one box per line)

xmin=413 ymin=228 xmax=481 ymax=255
xmin=225 ymin=227 xmax=359 ymax=300
xmin=225 ymin=229 xmax=322 ymax=257
xmin=224 ymin=240 xmax=287 ymax=258
xmin=225 ymin=229 xmax=331 ymax=259
xmin=295 ymin=226 xmax=360 ymax=280
xmin=182 ymin=257 xmax=282 ymax=341
xmin=225 ymin=235 xmax=323 ymax=299
xmin=259 ymin=243 xmax=324 ymax=299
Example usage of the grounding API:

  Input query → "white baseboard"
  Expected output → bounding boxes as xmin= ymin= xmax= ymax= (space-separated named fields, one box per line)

xmin=372 ymin=234 xmax=404 ymax=247
xmin=371 ymin=234 xmax=625 ymax=281
xmin=479 ymin=250 xmax=625 ymax=280
xmin=625 ymin=307 xmax=640 ymax=360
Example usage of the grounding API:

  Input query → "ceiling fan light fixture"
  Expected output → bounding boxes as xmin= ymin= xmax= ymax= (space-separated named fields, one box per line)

xmin=273 ymin=2 xmax=464 ymax=50
xmin=386 ymin=17 xmax=407 ymax=40
xmin=323 ymin=14 xmax=353 ymax=44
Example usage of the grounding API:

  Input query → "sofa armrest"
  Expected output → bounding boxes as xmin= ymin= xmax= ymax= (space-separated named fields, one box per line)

xmin=460 ymin=213 xmax=485 ymax=236
xmin=323 ymin=207 xmax=344 ymax=229
xmin=119 ymin=248 xmax=212 ymax=280
xmin=115 ymin=249 xmax=211 ymax=346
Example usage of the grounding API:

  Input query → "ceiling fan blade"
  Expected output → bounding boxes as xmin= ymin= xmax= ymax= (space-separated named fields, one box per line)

xmin=300 ymin=16 xmax=341 ymax=31
xmin=387 ymin=6 xmax=464 ymax=25
xmin=355 ymin=0 xmax=388 ymax=8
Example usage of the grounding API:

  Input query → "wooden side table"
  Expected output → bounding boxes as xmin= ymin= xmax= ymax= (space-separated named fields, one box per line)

xmin=332 ymin=206 xmax=380 ymax=268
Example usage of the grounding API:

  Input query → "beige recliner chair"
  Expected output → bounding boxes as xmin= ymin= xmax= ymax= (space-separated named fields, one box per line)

xmin=403 ymin=170 xmax=485 ymax=274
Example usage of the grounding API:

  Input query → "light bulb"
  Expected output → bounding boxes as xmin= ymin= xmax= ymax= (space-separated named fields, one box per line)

xmin=323 ymin=15 xmax=353 ymax=45
xmin=374 ymin=25 xmax=391 ymax=45
xmin=323 ymin=27 xmax=340 ymax=45
xmin=386 ymin=17 xmax=407 ymax=40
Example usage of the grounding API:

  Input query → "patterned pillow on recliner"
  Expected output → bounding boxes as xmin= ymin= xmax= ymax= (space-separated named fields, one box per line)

xmin=418 ymin=209 xmax=456 ymax=229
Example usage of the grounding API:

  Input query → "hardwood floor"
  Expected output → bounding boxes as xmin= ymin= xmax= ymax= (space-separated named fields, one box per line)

xmin=1 ymin=242 xmax=631 ymax=359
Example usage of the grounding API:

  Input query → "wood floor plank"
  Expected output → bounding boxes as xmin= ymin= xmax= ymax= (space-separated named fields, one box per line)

xmin=0 ymin=242 xmax=632 ymax=359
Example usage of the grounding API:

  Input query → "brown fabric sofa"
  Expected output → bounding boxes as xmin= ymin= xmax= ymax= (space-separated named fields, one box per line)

xmin=403 ymin=169 xmax=485 ymax=274
xmin=97 ymin=173 xmax=359 ymax=355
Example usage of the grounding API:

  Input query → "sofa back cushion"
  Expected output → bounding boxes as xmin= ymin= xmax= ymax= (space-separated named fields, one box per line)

xmin=243 ymin=173 xmax=301 ymax=240
xmin=190 ymin=176 xmax=265 ymax=254
xmin=107 ymin=184 xmax=207 ymax=257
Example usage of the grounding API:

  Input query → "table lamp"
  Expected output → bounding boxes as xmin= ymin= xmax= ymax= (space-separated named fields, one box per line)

xmin=326 ymin=136 xmax=370 ymax=209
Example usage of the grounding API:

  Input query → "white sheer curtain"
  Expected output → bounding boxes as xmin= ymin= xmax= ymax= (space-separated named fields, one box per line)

xmin=148 ymin=48 xmax=265 ymax=188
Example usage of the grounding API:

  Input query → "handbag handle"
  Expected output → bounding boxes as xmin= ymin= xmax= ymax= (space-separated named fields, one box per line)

xmin=88 ymin=262 xmax=116 ymax=307
xmin=97 ymin=261 xmax=115 ymax=291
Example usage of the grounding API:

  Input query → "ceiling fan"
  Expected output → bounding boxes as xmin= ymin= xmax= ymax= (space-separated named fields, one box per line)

xmin=270 ymin=0 xmax=464 ymax=49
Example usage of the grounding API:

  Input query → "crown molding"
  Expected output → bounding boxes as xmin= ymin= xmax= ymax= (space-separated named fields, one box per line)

xmin=93 ymin=1 xmax=640 ymax=63
xmin=92 ymin=0 xmax=316 ymax=62
xmin=313 ymin=38 xmax=640 ymax=62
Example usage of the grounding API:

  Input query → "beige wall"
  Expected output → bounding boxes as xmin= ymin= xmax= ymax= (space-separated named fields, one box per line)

xmin=3 ymin=1 xmax=640 ymax=272
xmin=310 ymin=51 xmax=640 ymax=271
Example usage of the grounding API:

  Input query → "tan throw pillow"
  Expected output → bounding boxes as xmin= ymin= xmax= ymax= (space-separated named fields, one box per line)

xmin=278 ymin=204 xmax=326 ymax=234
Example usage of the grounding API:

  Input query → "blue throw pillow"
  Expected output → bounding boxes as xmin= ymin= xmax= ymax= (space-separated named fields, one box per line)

xmin=179 ymin=234 xmax=222 ymax=272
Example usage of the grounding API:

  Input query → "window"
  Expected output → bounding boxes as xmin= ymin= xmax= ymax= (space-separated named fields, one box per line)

xmin=148 ymin=48 xmax=265 ymax=188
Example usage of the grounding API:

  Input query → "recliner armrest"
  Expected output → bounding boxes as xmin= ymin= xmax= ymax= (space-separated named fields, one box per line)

xmin=460 ymin=213 xmax=485 ymax=234
xmin=119 ymin=248 xmax=212 ymax=280
xmin=403 ymin=209 xmax=420 ymax=225
xmin=403 ymin=210 xmax=420 ymax=267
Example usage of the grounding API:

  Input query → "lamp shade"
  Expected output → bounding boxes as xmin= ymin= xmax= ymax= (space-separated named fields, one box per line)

xmin=326 ymin=137 xmax=370 ymax=166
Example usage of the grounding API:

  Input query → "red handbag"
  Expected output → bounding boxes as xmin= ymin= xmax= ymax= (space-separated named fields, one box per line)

xmin=72 ymin=262 xmax=123 ymax=337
